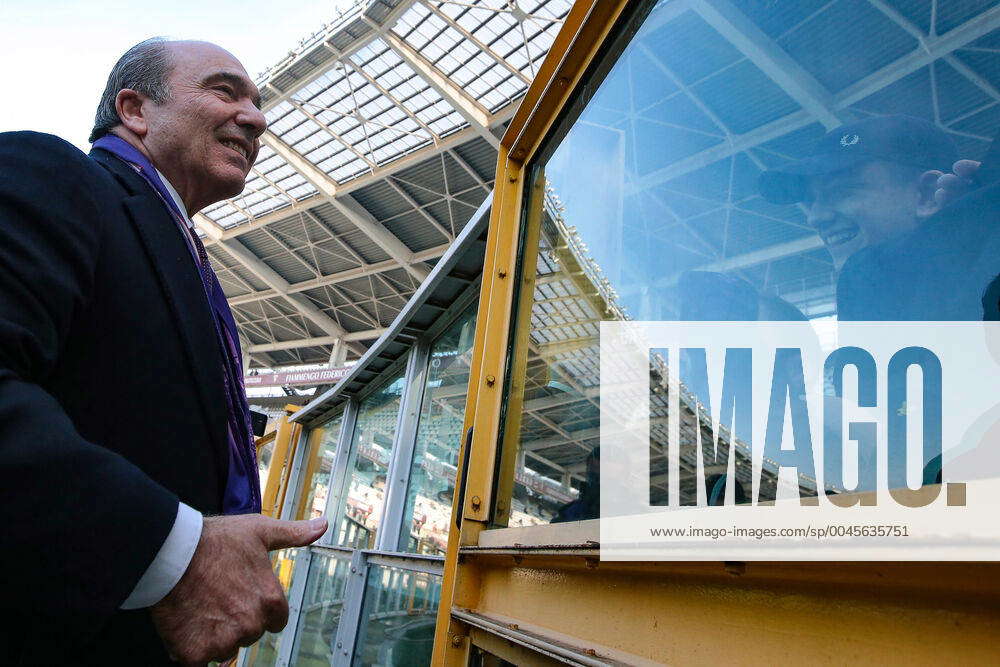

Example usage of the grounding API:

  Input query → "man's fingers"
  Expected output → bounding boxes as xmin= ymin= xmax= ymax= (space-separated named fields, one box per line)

xmin=953 ymin=159 xmax=981 ymax=179
xmin=262 ymin=589 xmax=291 ymax=634
xmin=258 ymin=516 xmax=328 ymax=550
xmin=936 ymin=172 xmax=964 ymax=190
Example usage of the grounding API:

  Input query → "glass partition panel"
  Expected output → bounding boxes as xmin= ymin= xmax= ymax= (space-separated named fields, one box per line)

xmin=288 ymin=551 xmax=352 ymax=667
xmin=244 ymin=547 xmax=301 ymax=667
xmin=352 ymin=565 xmax=442 ymax=667
xmin=336 ymin=372 xmax=405 ymax=547
xmin=400 ymin=303 xmax=478 ymax=554
xmin=257 ymin=438 xmax=274 ymax=492
xmin=296 ymin=415 xmax=343 ymax=520
xmin=499 ymin=0 xmax=1000 ymax=524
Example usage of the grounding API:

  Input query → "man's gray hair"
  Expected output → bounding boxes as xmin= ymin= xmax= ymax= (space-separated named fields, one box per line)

xmin=89 ymin=37 xmax=174 ymax=143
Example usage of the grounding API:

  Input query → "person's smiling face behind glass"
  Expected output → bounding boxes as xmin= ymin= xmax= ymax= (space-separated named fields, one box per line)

xmin=805 ymin=160 xmax=938 ymax=271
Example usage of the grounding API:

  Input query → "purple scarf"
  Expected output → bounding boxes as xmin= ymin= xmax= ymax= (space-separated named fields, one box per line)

xmin=93 ymin=135 xmax=261 ymax=514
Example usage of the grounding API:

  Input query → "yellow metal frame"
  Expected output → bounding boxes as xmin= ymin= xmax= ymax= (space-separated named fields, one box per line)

xmin=431 ymin=1 xmax=633 ymax=662
xmin=431 ymin=0 xmax=1000 ymax=664
xmin=259 ymin=404 xmax=302 ymax=518
xmin=293 ymin=425 xmax=328 ymax=520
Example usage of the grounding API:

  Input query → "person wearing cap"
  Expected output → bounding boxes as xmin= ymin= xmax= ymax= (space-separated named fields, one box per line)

xmin=759 ymin=115 xmax=958 ymax=272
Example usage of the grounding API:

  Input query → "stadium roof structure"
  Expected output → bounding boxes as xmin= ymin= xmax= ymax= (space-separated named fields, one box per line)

xmin=204 ymin=0 xmax=1000 ymax=378
xmin=231 ymin=0 xmax=1000 ymax=499
xmin=193 ymin=0 xmax=574 ymax=368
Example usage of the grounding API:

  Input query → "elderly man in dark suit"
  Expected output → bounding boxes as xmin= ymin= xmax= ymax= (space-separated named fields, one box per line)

xmin=0 ymin=38 xmax=326 ymax=664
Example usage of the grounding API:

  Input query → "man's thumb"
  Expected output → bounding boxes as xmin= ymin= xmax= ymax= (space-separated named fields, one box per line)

xmin=260 ymin=516 xmax=328 ymax=550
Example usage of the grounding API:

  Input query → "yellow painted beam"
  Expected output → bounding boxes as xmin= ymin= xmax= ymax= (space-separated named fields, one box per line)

xmin=293 ymin=427 xmax=325 ymax=520
xmin=259 ymin=405 xmax=302 ymax=518
xmin=463 ymin=552 xmax=1000 ymax=665
xmin=432 ymin=1 xmax=634 ymax=663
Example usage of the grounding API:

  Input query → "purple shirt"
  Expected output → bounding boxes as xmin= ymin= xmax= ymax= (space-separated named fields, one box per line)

xmin=93 ymin=135 xmax=261 ymax=514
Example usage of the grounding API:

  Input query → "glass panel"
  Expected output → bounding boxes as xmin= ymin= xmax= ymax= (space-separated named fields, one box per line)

xmin=244 ymin=548 xmax=301 ymax=667
xmin=352 ymin=565 xmax=442 ymax=666
xmin=288 ymin=551 xmax=353 ymax=667
xmin=257 ymin=438 xmax=275 ymax=492
xmin=400 ymin=303 xmax=478 ymax=554
xmin=296 ymin=415 xmax=343 ymax=520
xmin=336 ymin=372 xmax=406 ymax=547
xmin=500 ymin=0 xmax=1000 ymax=523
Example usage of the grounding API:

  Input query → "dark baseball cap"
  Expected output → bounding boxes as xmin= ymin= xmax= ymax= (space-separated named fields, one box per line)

xmin=759 ymin=115 xmax=958 ymax=204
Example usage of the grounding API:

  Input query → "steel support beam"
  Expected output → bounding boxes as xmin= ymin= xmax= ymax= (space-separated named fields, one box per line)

xmin=866 ymin=0 xmax=1000 ymax=104
xmin=220 ymin=238 xmax=364 ymax=356
xmin=837 ymin=4 xmax=1000 ymax=108
xmin=630 ymin=5 xmax=1000 ymax=194
xmin=656 ymin=235 xmax=825 ymax=288
xmin=419 ymin=0 xmax=531 ymax=86
xmin=260 ymin=131 xmax=337 ymax=197
xmin=629 ymin=109 xmax=815 ymax=194
xmin=332 ymin=194 xmax=432 ymax=282
xmin=386 ymin=177 xmax=454 ymax=241
xmin=286 ymin=98 xmax=377 ymax=170
xmin=447 ymin=148 xmax=491 ymax=192
xmin=227 ymin=243 xmax=449 ymax=307
xmin=249 ymin=330 xmax=387 ymax=353
xmin=257 ymin=0 xmax=416 ymax=114
xmin=383 ymin=30 xmax=500 ymax=148
xmin=261 ymin=131 xmax=431 ymax=282
xmin=205 ymin=109 xmax=511 ymax=245
xmin=328 ymin=337 xmax=349 ymax=366
xmin=688 ymin=0 xmax=845 ymax=130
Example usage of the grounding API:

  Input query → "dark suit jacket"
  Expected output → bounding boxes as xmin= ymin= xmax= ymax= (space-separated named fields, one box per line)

xmin=837 ymin=178 xmax=1000 ymax=321
xmin=0 ymin=132 xmax=233 ymax=664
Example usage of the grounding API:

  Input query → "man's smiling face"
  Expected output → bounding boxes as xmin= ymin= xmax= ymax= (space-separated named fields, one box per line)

xmin=805 ymin=161 xmax=923 ymax=271
xmin=140 ymin=41 xmax=266 ymax=214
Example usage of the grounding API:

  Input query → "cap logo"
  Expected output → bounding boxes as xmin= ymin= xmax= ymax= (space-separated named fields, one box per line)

xmin=840 ymin=133 xmax=860 ymax=147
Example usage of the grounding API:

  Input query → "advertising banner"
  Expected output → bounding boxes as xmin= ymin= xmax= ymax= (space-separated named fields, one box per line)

xmin=244 ymin=366 xmax=350 ymax=388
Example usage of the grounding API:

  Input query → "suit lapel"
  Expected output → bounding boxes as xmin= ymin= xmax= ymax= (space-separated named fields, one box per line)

xmin=92 ymin=150 xmax=231 ymax=485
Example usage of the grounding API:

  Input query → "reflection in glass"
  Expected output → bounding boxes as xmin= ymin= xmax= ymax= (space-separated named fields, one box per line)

xmin=288 ymin=552 xmax=352 ymax=667
xmin=500 ymin=0 xmax=1000 ymax=523
xmin=257 ymin=438 xmax=274 ymax=493
xmin=352 ymin=565 xmax=442 ymax=667
xmin=336 ymin=373 xmax=405 ymax=548
xmin=401 ymin=303 xmax=477 ymax=554
xmin=297 ymin=415 xmax=343 ymax=520
xmin=244 ymin=548 xmax=300 ymax=667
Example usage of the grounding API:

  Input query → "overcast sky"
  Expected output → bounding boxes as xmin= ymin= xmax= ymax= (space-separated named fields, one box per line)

xmin=0 ymin=0 xmax=357 ymax=150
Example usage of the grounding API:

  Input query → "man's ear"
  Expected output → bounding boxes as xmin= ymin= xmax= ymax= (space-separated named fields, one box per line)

xmin=115 ymin=89 xmax=148 ymax=137
xmin=916 ymin=170 xmax=942 ymax=219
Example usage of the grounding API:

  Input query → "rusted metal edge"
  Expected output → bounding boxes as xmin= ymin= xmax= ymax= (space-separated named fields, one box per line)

xmin=451 ymin=608 xmax=622 ymax=666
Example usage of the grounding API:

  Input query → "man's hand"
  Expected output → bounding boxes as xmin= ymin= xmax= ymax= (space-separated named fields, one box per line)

xmin=923 ymin=159 xmax=981 ymax=207
xmin=150 ymin=514 xmax=327 ymax=665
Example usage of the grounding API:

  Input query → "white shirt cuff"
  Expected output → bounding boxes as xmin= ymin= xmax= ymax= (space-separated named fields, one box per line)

xmin=121 ymin=502 xmax=203 ymax=609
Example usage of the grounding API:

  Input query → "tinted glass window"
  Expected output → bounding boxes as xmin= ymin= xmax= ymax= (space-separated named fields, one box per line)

xmin=352 ymin=564 xmax=441 ymax=666
xmin=499 ymin=0 xmax=1000 ymax=524
xmin=289 ymin=552 xmax=352 ymax=666
xmin=296 ymin=415 xmax=343 ymax=520
xmin=335 ymin=372 xmax=405 ymax=547
xmin=400 ymin=303 xmax=477 ymax=554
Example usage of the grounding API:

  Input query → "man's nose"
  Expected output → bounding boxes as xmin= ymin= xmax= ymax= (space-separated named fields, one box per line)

xmin=236 ymin=102 xmax=267 ymax=139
